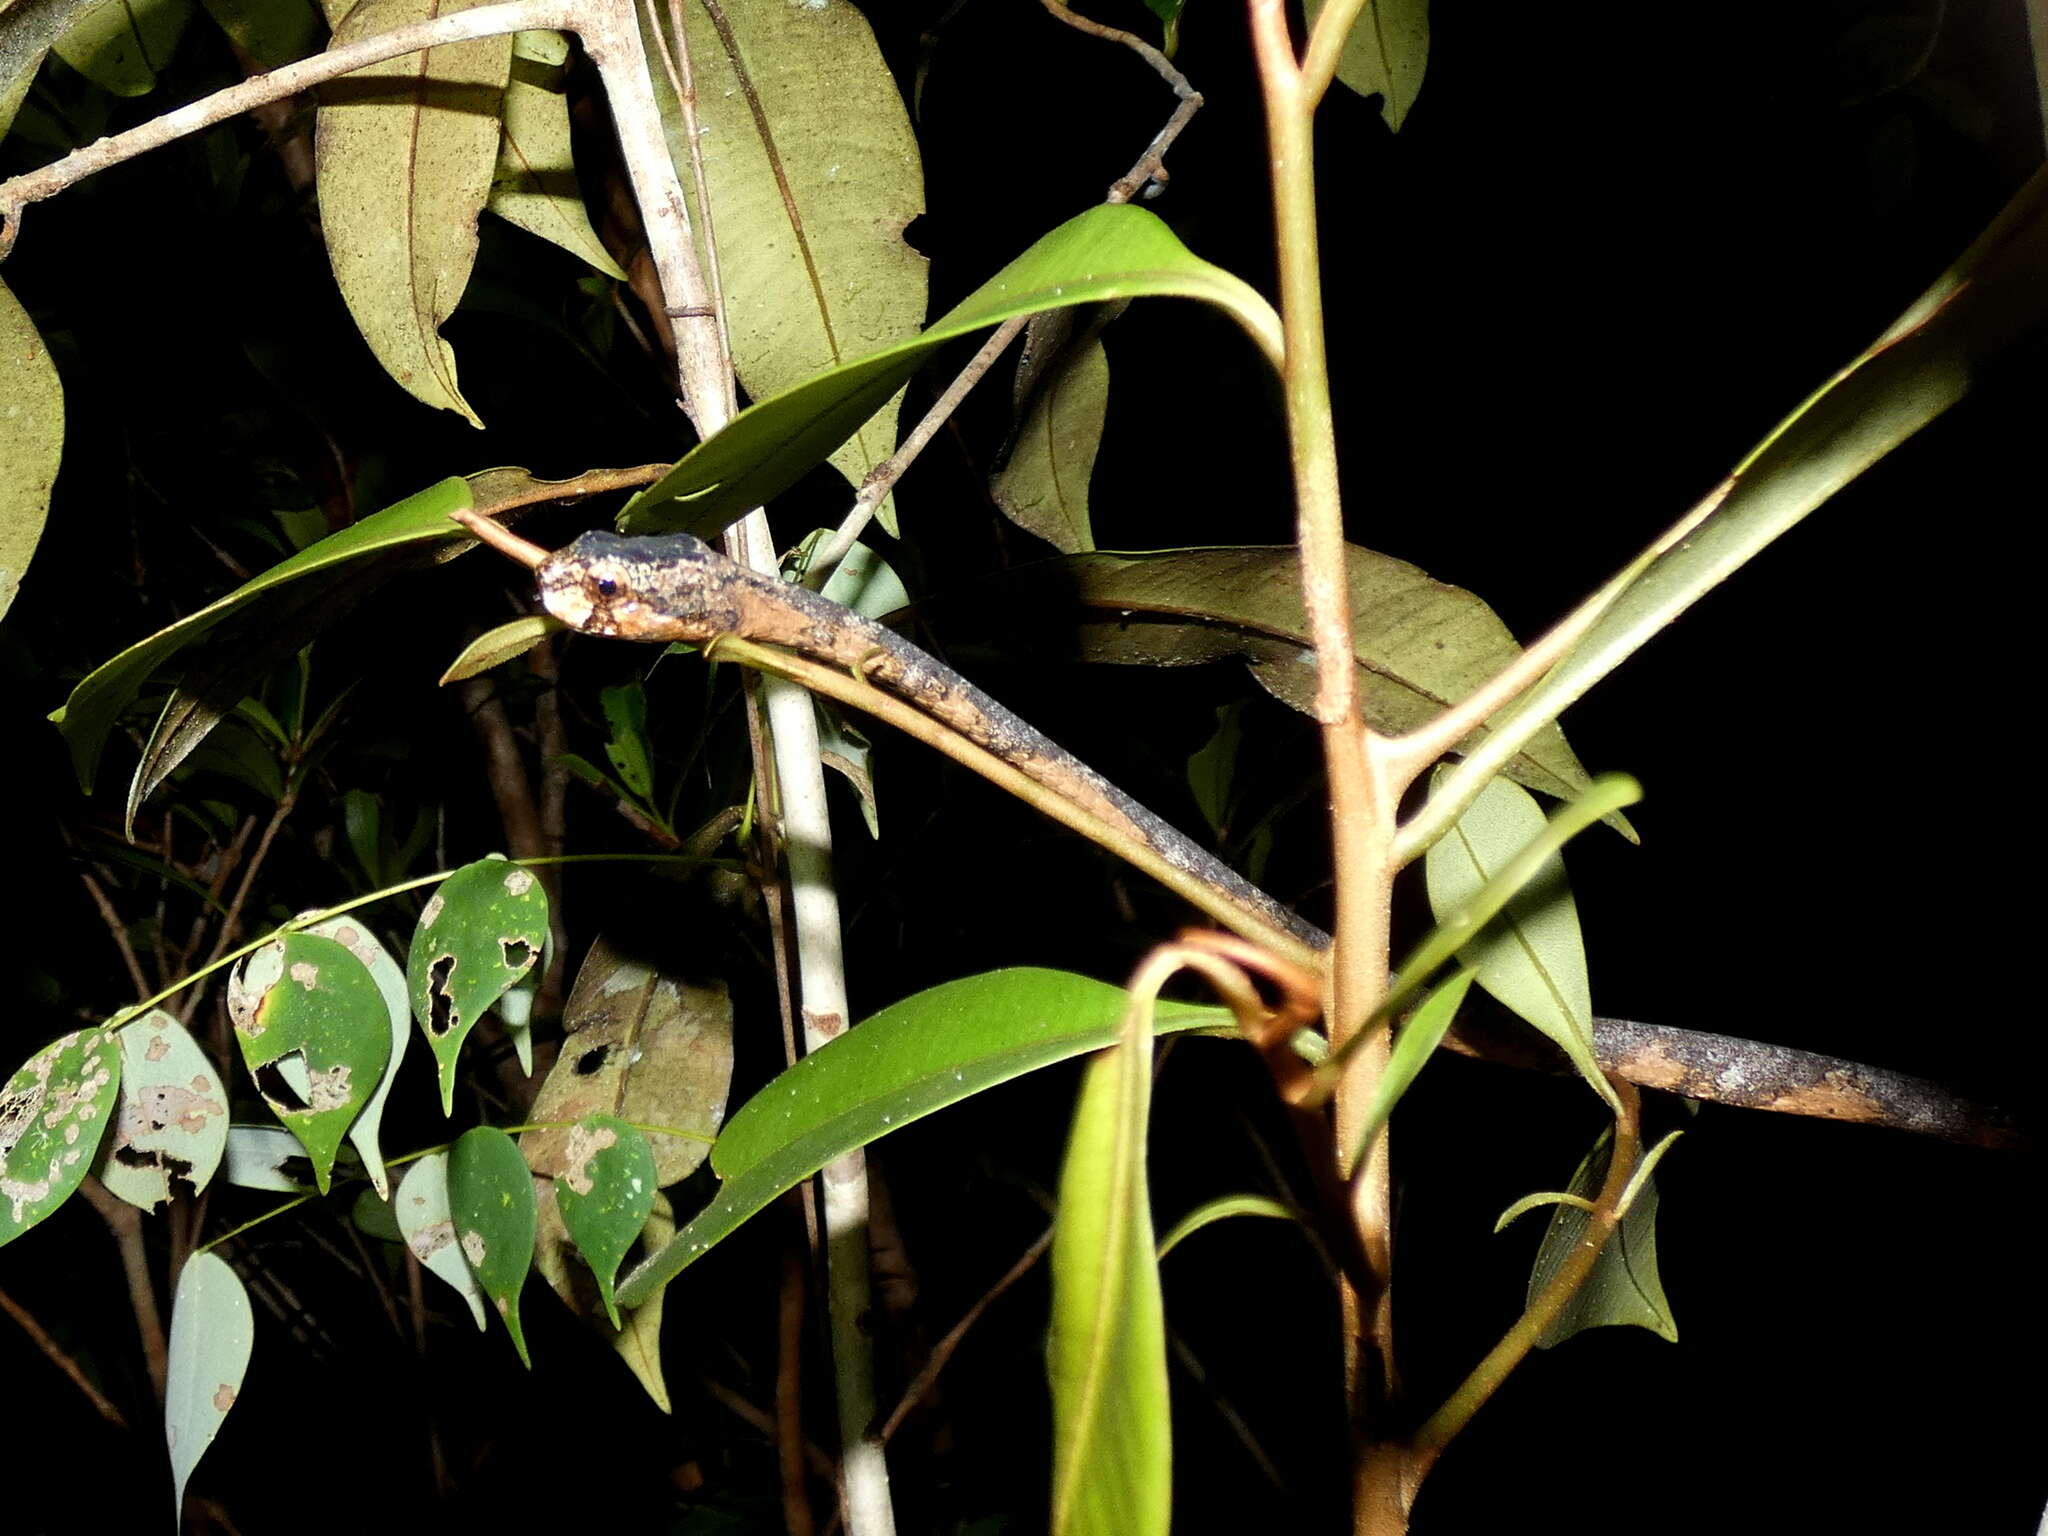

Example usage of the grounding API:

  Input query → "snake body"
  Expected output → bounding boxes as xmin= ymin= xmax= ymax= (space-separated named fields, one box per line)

xmin=528 ymin=529 xmax=2016 ymax=1148
xmin=537 ymin=530 xmax=1323 ymax=947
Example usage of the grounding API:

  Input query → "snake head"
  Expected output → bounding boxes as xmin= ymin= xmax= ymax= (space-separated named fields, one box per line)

xmin=535 ymin=530 xmax=734 ymax=642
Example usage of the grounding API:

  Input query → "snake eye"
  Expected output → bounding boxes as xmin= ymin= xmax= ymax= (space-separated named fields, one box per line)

xmin=595 ymin=576 xmax=618 ymax=599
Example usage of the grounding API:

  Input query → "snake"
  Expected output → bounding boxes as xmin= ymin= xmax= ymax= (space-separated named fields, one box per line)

xmin=456 ymin=516 xmax=2017 ymax=1149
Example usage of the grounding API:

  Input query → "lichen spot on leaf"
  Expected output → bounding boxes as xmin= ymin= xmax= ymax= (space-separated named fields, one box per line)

xmin=289 ymin=962 xmax=319 ymax=990
xmin=462 ymin=1229 xmax=487 ymax=1266
xmin=420 ymin=893 xmax=446 ymax=929
xmin=503 ymin=869 xmax=535 ymax=897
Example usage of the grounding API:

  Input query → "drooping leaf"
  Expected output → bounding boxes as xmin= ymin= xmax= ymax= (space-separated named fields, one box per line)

xmin=521 ymin=935 xmax=729 ymax=1186
xmin=802 ymin=532 xmax=909 ymax=837
xmin=95 ymin=1010 xmax=229 ymax=1211
xmin=933 ymin=545 xmax=1610 ymax=812
xmin=1155 ymin=1194 xmax=1296 ymax=1261
xmin=166 ymin=1251 xmax=254 ymax=1522
xmin=0 ymin=276 xmax=61 ymax=621
xmin=352 ymin=1185 xmax=403 ymax=1241
xmin=226 ymin=933 xmax=393 ymax=1193
xmin=1346 ymin=967 xmax=1478 ymax=1166
xmin=1530 ymin=1129 xmax=1679 ymax=1347
xmin=51 ymin=476 xmax=473 ymax=793
xmin=487 ymin=29 xmax=625 ymax=277
xmin=408 ymin=857 xmax=549 ymax=1113
xmin=0 ymin=1025 xmax=121 ymax=1247
xmin=647 ymin=0 xmax=926 ymax=533
xmin=599 ymin=680 xmax=652 ymax=800
xmin=447 ymin=1125 xmax=538 ymax=1365
xmin=5 ymin=0 xmax=108 ymax=140
xmin=52 ymin=0 xmax=193 ymax=95
xmin=303 ymin=915 xmax=410 ymax=1197
xmin=617 ymin=204 xmax=1281 ymax=537
xmin=199 ymin=0 xmax=322 ymax=67
xmin=1420 ymin=770 xmax=1622 ymax=1112
xmin=395 ymin=1150 xmax=488 ymax=1328
xmin=315 ymin=0 xmax=514 ymax=424
xmin=551 ymin=1114 xmax=656 ymax=1327
xmin=1307 ymin=0 xmax=1430 ymax=130
xmin=440 ymin=614 xmax=564 ymax=683
xmin=989 ymin=305 xmax=1119 ymax=554
xmin=619 ymin=968 xmax=1228 ymax=1307
xmin=610 ymin=1194 xmax=673 ymax=1411
xmin=1048 ymin=980 xmax=1170 ymax=1536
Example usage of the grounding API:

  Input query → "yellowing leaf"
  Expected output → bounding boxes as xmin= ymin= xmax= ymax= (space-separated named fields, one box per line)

xmin=649 ymin=0 xmax=926 ymax=531
xmin=52 ymin=0 xmax=194 ymax=96
xmin=0 ymin=277 xmax=61 ymax=620
xmin=315 ymin=0 xmax=513 ymax=425
xmin=1308 ymin=0 xmax=1430 ymax=131
xmin=488 ymin=29 xmax=625 ymax=278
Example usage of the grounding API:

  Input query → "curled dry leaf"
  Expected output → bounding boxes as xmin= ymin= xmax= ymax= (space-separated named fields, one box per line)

xmin=522 ymin=935 xmax=733 ymax=1186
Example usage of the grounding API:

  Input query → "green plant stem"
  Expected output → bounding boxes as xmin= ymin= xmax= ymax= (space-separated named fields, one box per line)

xmin=1247 ymin=0 xmax=1399 ymax=1468
xmin=1404 ymin=1079 xmax=1643 ymax=1485
xmin=708 ymin=636 xmax=1319 ymax=969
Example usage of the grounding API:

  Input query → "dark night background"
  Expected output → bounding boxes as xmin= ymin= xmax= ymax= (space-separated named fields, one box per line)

xmin=1 ymin=0 xmax=2041 ymax=1531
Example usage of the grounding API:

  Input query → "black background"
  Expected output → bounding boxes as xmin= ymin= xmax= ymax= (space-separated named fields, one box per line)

xmin=1 ymin=0 xmax=2041 ymax=1531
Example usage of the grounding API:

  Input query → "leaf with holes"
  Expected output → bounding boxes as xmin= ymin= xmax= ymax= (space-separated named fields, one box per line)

xmin=94 ymin=1010 xmax=229 ymax=1211
xmin=304 ymin=915 xmax=410 ymax=1196
xmin=223 ymin=1123 xmax=360 ymax=1192
xmin=166 ymin=1250 xmax=253 ymax=1522
xmin=408 ymin=857 xmax=550 ymax=1113
xmin=448 ymin=1126 xmax=538 ymax=1365
xmin=0 ymin=1026 xmax=122 ymax=1247
xmin=226 ymin=933 xmax=392 ymax=1193
xmin=522 ymin=935 xmax=730 ymax=1187
xmin=396 ymin=1150 xmax=488 ymax=1328
xmin=552 ymin=1114 xmax=655 ymax=1327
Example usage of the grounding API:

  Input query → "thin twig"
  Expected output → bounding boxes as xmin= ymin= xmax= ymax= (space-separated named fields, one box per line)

xmin=75 ymin=868 xmax=151 ymax=998
xmin=0 ymin=1284 xmax=131 ymax=1428
xmin=78 ymin=1178 xmax=168 ymax=1404
xmin=178 ymin=789 xmax=298 ymax=1027
xmin=877 ymin=1223 xmax=1055 ymax=1444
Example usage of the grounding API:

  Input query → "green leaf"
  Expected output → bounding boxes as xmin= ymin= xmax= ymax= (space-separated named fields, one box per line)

xmin=1347 ymin=967 xmax=1478 ymax=1166
xmin=1185 ymin=703 xmax=1243 ymax=840
xmin=314 ymin=0 xmax=513 ymax=425
xmin=617 ymin=204 xmax=1281 ymax=536
xmin=303 ymin=915 xmax=411 ymax=1197
xmin=949 ymin=545 xmax=1613 ymax=815
xmin=199 ymin=0 xmax=322 ymax=67
xmin=521 ymin=935 xmax=730 ymax=1187
xmin=0 ymin=276 xmax=61 ymax=621
xmin=1307 ymin=0 xmax=1429 ymax=130
xmin=0 ymin=1025 xmax=122 ymax=1247
xmin=487 ymin=29 xmax=626 ymax=278
xmin=166 ymin=1251 xmax=254 ymax=1522
xmin=1421 ymin=771 xmax=1620 ymax=1112
xmin=1530 ymin=1130 xmax=1679 ymax=1347
xmin=53 ymin=0 xmax=193 ymax=95
xmin=226 ymin=933 xmax=394 ymax=1193
xmin=552 ymin=1114 xmax=656 ymax=1327
xmin=989 ymin=306 xmax=1117 ymax=554
xmin=448 ymin=1125 xmax=538 ymax=1366
xmin=439 ymin=614 xmax=564 ymax=683
xmin=618 ymin=968 xmax=1227 ymax=1308
xmin=95 ymin=1011 xmax=229 ymax=1211
xmin=395 ymin=1150 xmax=488 ymax=1328
xmin=1155 ymin=1193 xmax=1296 ymax=1261
xmin=408 ymin=857 xmax=549 ymax=1114
xmin=1049 ymin=982 xmax=1169 ymax=1536
xmin=647 ymin=0 xmax=926 ymax=534
xmin=1439 ymin=166 xmax=2048 ymax=822
xmin=51 ymin=476 xmax=473 ymax=793
xmin=600 ymin=680 xmax=653 ymax=801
